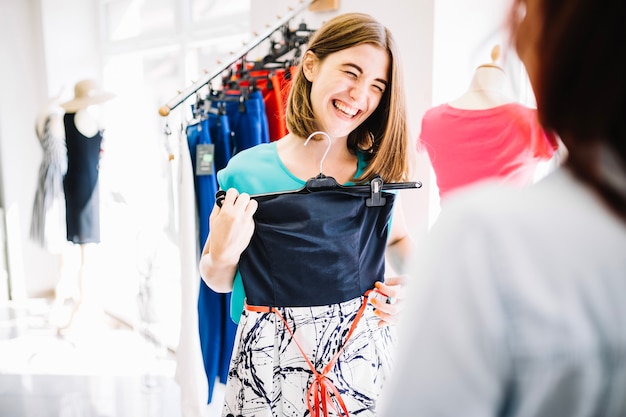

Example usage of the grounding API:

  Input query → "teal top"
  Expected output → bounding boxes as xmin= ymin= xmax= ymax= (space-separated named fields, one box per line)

xmin=217 ymin=141 xmax=370 ymax=323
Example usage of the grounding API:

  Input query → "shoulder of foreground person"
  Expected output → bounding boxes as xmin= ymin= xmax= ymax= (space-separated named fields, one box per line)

xmin=379 ymin=167 xmax=626 ymax=416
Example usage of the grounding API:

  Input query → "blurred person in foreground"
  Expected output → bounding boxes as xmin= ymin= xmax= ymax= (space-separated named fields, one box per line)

xmin=380 ymin=0 xmax=626 ymax=416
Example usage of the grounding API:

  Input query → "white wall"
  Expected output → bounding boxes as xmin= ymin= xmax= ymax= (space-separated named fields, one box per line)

xmin=432 ymin=0 xmax=522 ymax=105
xmin=0 ymin=0 xmax=50 ymax=299
xmin=40 ymin=0 xmax=102 ymax=93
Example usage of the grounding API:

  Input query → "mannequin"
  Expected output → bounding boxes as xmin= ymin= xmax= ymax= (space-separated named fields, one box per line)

xmin=418 ymin=45 xmax=559 ymax=202
xmin=447 ymin=45 xmax=515 ymax=110
xmin=53 ymin=79 xmax=114 ymax=332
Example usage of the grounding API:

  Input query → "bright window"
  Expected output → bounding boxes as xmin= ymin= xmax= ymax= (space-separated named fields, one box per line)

xmin=96 ymin=0 xmax=251 ymax=348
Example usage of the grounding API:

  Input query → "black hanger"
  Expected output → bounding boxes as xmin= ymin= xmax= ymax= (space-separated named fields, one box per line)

xmin=248 ymin=22 xmax=315 ymax=71
xmin=215 ymin=131 xmax=422 ymax=208
xmin=215 ymin=176 xmax=421 ymax=208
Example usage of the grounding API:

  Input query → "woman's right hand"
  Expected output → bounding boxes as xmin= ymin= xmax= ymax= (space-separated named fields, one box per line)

xmin=208 ymin=188 xmax=258 ymax=265
xmin=199 ymin=188 xmax=258 ymax=292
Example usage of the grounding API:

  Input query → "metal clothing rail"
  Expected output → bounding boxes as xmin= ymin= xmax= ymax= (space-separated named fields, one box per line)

xmin=158 ymin=0 xmax=316 ymax=117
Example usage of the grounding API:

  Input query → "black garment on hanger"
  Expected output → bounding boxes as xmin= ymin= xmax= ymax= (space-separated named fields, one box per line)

xmin=218 ymin=175 xmax=421 ymax=307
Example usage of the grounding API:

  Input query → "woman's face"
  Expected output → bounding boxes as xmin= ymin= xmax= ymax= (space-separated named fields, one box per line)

xmin=303 ymin=43 xmax=389 ymax=140
xmin=514 ymin=0 xmax=542 ymax=93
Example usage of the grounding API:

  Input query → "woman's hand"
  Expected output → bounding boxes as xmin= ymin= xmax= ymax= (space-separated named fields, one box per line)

xmin=208 ymin=188 xmax=258 ymax=264
xmin=371 ymin=275 xmax=407 ymax=327
xmin=199 ymin=188 xmax=258 ymax=292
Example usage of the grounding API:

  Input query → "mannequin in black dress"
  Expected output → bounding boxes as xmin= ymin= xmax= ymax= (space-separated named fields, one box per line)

xmin=53 ymin=79 xmax=114 ymax=331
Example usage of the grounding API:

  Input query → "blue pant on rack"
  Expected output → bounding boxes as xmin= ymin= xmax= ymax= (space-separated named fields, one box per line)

xmin=186 ymin=120 xmax=237 ymax=404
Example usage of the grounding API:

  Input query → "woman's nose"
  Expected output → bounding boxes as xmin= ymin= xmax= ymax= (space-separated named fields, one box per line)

xmin=349 ymin=81 xmax=366 ymax=103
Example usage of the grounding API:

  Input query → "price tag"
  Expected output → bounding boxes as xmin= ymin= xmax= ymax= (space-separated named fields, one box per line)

xmin=196 ymin=144 xmax=215 ymax=175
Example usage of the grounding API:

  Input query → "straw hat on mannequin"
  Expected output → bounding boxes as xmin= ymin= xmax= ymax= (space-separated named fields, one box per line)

xmin=60 ymin=79 xmax=114 ymax=113
xmin=60 ymin=79 xmax=114 ymax=137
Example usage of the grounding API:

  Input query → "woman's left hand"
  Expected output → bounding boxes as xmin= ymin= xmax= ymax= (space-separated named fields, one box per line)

xmin=371 ymin=275 xmax=407 ymax=327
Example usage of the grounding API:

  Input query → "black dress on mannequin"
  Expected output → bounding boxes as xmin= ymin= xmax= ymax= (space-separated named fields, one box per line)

xmin=63 ymin=112 xmax=102 ymax=244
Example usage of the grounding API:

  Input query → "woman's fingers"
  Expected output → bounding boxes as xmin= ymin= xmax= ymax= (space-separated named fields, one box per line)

xmin=372 ymin=275 xmax=408 ymax=327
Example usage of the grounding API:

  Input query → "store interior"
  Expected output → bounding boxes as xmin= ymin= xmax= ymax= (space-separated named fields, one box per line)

xmin=0 ymin=0 xmax=532 ymax=415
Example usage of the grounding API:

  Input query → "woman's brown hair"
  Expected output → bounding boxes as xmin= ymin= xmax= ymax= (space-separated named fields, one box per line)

xmin=509 ymin=0 xmax=626 ymax=222
xmin=285 ymin=12 xmax=410 ymax=183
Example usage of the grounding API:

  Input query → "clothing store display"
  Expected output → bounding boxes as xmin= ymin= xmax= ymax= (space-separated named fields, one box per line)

xmin=420 ymin=103 xmax=558 ymax=200
xmin=381 ymin=168 xmax=626 ymax=415
xmin=30 ymin=107 xmax=67 ymax=253
xmin=63 ymin=112 xmax=102 ymax=244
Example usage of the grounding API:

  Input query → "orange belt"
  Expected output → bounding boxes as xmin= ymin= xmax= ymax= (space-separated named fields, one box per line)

xmin=245 ymin=288 xmax=387 ymax=417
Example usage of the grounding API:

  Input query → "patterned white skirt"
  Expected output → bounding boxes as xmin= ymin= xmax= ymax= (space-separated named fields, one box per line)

xmin=221 ymin=295 xmax=395 ymax=417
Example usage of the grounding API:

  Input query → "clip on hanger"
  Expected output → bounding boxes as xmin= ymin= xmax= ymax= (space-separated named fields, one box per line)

xmin=366 ymin=177 xmax=385 ymax=207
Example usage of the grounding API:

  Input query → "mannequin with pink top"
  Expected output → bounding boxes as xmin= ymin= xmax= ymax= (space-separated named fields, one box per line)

xmin=419 ymin=45 xmax=560 ymax=203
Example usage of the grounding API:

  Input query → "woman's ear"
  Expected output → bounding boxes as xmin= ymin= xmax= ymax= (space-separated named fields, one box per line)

xmin=302 ymin=50 xmax=318 ymax=82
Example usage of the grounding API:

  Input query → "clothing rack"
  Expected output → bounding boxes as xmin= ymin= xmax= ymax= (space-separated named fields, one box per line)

xmin=158 ymin=0 xmax=317 ymax=117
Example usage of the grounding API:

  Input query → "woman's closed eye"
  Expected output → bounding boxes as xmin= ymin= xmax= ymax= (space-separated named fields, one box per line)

xmin=341 ymin=63 xmax=386 ymax=94
xmin=372 ymin=83 xmax=385 ymax=93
